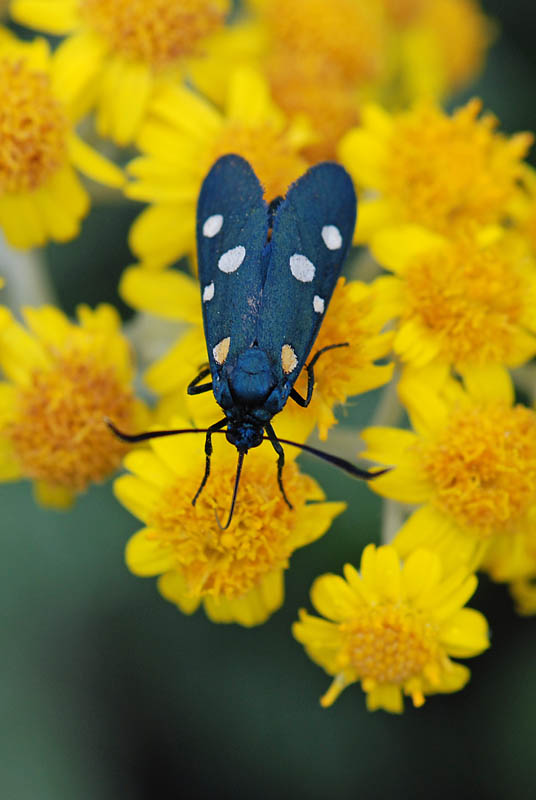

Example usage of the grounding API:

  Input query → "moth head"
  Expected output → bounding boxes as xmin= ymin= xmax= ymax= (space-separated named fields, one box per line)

xmin=226 ymin=421 xmax=264 ymax=453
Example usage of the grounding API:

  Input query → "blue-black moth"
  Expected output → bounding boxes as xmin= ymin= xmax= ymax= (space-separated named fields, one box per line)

xmin=109 ymin=154 xmax=386 ymax=527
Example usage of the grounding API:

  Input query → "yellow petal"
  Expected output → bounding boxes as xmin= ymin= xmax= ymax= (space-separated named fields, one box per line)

xmin=402 ymin=549 xmax=442 ymax=601
xmin=458 ymin=364 xmax=514 ymax=405
xmin=0 ymin=436 xmax=23 ymax=480
xmin=33 ymin=480 xmax=74 ymax=509
xmin=0 ymin=314 xmax=50 ymax=384
xmin=338 ymin=128 xmax=386 ymax=187
xmin=68 ymin=133 xmax=124 ymax=188
xmin=128 ymin=204 xmax=196 ymax=268
xmin=311 ymin=573 xmax=361 ymax=621
xmin=51 ymin=31 xmax=106 ymax=114
xmin=289 ymin=501 xmax=346 ymax=548
xmin=120 ymin=266 xmax=201 ymax=322
xmin=149 ymin=83 xmax=223 ymax=143
xmin=371 ymin=225 xmax=445 ymax=274
xmin=0 ymin=192 xmax=47 ymax=249
xmin=366 ymin=684 xmax=403 ymax=713
xmin=113 ymin=474 xmax=160 ymax=523
xmin=374 ymin=546 xmax=402 ymax=601
xmin=122 ymin=449 xmax=176 ymax=489
xmin=157 ymin=570 xmax=201 ymax=614
xmin=226 ymin=67 xmax=281 ymax=126
xmin=11 ymin=0 xmax=80 ymax=34
xmin=125 ymin=528 xmax=175 ymax=576
xmin=439 ymin=608 xmax=489 ymax=657
xmin=204 ymin=571 xmax=283 ymax=626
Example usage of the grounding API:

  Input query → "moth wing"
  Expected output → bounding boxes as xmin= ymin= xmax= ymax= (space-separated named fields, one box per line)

xmin=196 ymin=154 xmax=269 ymax=372
xmin=256 ymin=162 xmax=357 ymax=391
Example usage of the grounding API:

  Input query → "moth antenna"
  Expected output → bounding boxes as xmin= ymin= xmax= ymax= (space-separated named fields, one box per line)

xmin=215 ymin=450 xmax=245 ymax=531
xmin=105 ymin=418 xmax=214 ymax=443
xmin=265 ymin=434 xmax=391 ymax=481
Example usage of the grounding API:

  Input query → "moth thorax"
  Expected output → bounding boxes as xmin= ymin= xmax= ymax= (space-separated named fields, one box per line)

xmin=229 ymin=347 xmax=275 ymax=406
xmin=226 ymin=422 xmax=264 ymax=453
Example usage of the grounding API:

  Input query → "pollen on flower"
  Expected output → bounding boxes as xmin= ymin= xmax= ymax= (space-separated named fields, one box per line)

xmin=211 ymin=122 xmax=308 ymax=202
xmin=149 ymin=458 xmax=314 ymax=599
xmin=0 ymin=59 xmax=68 ymax=193
xmin=78 ymin=0 xmax=229 ymax=70
xmin=8 ymin=354 xmax=134 ymax=490
xmin=337 ymin=604 xmax=439 ymax=695
xmin=384 ymin=100 xmax=532 ymax=234
xmin=420 ymin=404 xmax=536 ymax=537
xmin=403 ymin=237 xmax=528 ymax=364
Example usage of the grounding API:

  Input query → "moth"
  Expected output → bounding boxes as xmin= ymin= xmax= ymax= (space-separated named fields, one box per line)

xmin=109 ymin=155 xmax=385 ymax=527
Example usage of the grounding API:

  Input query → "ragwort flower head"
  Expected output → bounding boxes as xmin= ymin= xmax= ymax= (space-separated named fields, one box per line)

xmin=361 ymin=367 xmax=536 ymax=579
xmin=339 ymin=99 xmax=532 ymax=242
xmin=126 ymin=67 xmax=312 ymax=269
xmin=293 ymin=544 xmax=489 ymax=713
xmin=115 ymin=426 xmax=345 ymax=626
xmin=370 ymin=226 xmax=536 ymax=370
xmin=0 ymin=304 xmax=147 ymax=508
xmin=10 ymin=0 xmax=230 ymax=145
xmin=0 ymin=32 xmax=123 ymax=248
xmin=119 ymin=268 xmax=394 ymax=442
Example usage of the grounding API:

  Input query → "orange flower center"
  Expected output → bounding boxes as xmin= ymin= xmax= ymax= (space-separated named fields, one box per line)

xmin=404 ymin=237 xmax=530 ymax=365
xmin=384 ymin=100 xmax=532 ymax=234
xmin=9 ymin=355 xmax=134 ymax=491
xmin=340 ymin=604 xmax=439 ymax=684
xmin=78 ymin=0 xmax=229 ymax=69
xmin=0 ymin=59 xmax=68 ymax=194
xmin=211 ymin=122 xmax=309 ymax=202
xmin=421 ymin=404 xmax=536 ymax=536
xmin=149 ymin=457 xmax=314 ymax=599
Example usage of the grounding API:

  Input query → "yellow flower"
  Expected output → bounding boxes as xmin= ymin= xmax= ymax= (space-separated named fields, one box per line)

xmin=10 ymin=0 xmax=230 ymax=145
xmin=339 ymin=99 xmax=532 ymax=242
xmin=0 ymin=32 xmax=123 ymax=248
xmin=119 ymin=267 xmax=394 ymax=441
xmin=361 ymin=367 xmax=536 ymax=578
xmin=370 ymin=226 xmax=536 ymax=370
xmin=114 ymin=423 xmax=345 ymax=626
xmin=256 ymin=0 xmax=386 ymax=161
xmin=293 ymin=544 xmax=489 ymax=712
xmin=125 ymin=67 xmax=313 ymax=269
xmin=381 ymin=0 xmax=493 ymax=103
xmin=0 ymin=304 xmax=147 ymax=508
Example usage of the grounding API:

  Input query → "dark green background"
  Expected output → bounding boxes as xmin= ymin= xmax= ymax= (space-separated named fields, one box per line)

xmin=2 ymin=2 xmax=536 ymax=797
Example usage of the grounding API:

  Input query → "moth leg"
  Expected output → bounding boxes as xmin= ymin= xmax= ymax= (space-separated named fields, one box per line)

xmin=290 ymin=343 xmax=349 ymax=408
xmin=265 ymin=422 xmax=293 ymax=509
xmin=192 ymin=417 xmax=228 ymax=505
xmin=187 ymin=366 xmax=213 ymax=396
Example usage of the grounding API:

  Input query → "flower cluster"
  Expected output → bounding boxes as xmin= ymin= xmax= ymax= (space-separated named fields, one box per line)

xmin=1 ymin=0 xmax=532 ymax=716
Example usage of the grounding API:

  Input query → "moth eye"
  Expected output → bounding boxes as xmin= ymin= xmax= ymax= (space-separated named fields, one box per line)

xmin=203 ymin=214 xmax=223 ymax=237
xmin=281 ymin=344 xmax=298 ymax=374
xmin=203 ymin=282 xmax=215 ymax=302
xmin=289 ymin=253 xmax=315 ymax=282
xmin=313 ymin=295 xmax=325 ymax=314
xmin=321 ymin=224 xmax=342 ymax=250
xmin=213 ymin=337 xmax=231 ymax=365
xmin=218 ymin=245 xmax=246 ymax=273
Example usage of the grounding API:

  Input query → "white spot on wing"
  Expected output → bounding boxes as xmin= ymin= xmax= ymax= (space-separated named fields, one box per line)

xmin=281 ymin=344 xmax=298 ymax=374
xmin=321 ymin=224 xmax=342 ymax=250
xmin=203 ymin=214 xmax=223 ymax=237
xmin=203 ymin=282 xmax=215 ymax=302
xmin=213 ymin=337 xmax=230 ymax=365
xmin=313 ymin=295 xmax=325 ymax=314
xmin=290 ymin=253 xmax=315 ymax=282
xmin=218 ymin=245 xmax=246 ymax=273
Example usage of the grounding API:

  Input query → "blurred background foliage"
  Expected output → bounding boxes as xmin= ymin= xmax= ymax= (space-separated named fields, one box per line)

xmin=2 ymin=1 xmax=536 ymax=798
